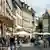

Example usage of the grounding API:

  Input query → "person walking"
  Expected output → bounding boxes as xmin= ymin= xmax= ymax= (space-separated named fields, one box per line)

xmin=30 ymin=37 xmax=35 ymax=46
xmin=47 ymin=37 xmax=50 ymax=47
xmin=34 ymin=36 xmax=44 ymax=50
xmin=10 ymin=34 xmax=15 ymax=50
xmin=17 ymin=35 xmax=20 ymax=45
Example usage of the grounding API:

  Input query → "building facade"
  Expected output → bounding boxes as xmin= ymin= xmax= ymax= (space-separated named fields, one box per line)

xmin=43 ymin=10 xmax=50 ymax=33
xmin=0 ymin=0 xmax=35 ymax=36
xmin=0 ymin=0 xmax=16 ymax=37
xmin=22 ymin=7 xmax=33 ymax=33
xmin=20 ymin=1 xmax=35 ymax=33
xmin=6 ymin=0 xmax=23 ymax=33
xmin=13 ymin=0 xmax=35 ymax=33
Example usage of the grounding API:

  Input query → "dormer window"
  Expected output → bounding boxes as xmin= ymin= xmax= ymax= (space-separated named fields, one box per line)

xmin=27 ymin=6 xmax=29 ymax=9
xmin=21 ymin=2 xmax=24 ymax=8
xmin=12 ymin=0 xmax=17 ymax=9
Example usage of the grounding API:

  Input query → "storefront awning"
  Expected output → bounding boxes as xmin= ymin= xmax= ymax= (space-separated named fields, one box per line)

xmin=13 ymin=31 xmax=32 ymax=37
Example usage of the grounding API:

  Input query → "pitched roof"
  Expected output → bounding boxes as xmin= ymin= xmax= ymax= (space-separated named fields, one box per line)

xmin=43 ymin=10 xmax=50 ymax=19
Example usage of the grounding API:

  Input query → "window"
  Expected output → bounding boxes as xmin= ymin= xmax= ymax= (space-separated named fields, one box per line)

xmin=17 ymin=17 xmax=22 ymax=26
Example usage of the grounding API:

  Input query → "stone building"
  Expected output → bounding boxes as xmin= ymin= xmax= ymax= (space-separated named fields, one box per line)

xmin=0 ymin=0 xmax=16 ymax=37
xmin=0 ymin=0 xmax=35 ymax=37
xmin=43 ymin=10 xmax=50 ymax=33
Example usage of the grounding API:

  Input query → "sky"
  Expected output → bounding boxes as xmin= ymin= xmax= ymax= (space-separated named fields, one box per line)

xmin=23 ymin=0 xmax=50 ymax=17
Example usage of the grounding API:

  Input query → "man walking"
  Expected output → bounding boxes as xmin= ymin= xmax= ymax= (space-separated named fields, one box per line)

xmin=10 ymin=34 xmax=15 ymax=50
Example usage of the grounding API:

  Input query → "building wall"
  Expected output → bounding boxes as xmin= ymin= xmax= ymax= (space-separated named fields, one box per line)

xmin=14 ymin=6 xmax=22 ymax=27
xmin=48 ymin=17 xmax=50 ymax=33
xmin=2 ymin=0 xmax=33 ymax=33
xmin=0 ymin=0 xmax=6 ymax=16
xmin=7 ymin=0 xmax=13 ymax=10
xmin=43 ymin=19 xmax=48 ymax=26
xmin=7 ymin=0 xmax=23 ymax=27
xmin=43 ymin=19 xmax=48 ymax=32
xmin=22 ymin=10 xmax=33 ymax=32
xmin=17 ymin=17 xmax=22 ymax=26
xmin=16 ymin=6 xmax=22 ymax=16
xmin=42 ymin=10 xmax=50 ymax=33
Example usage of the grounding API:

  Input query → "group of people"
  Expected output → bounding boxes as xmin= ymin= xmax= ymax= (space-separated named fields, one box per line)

xmin=0 ymin=34 xmax=30 ymax=50
xmin=0 ymin=34 xmax=50 ymax=50
xmin=30 ymin=35 xmax=50 ymax=48
xmin=0 ymin=34 xmax=19 ymax=50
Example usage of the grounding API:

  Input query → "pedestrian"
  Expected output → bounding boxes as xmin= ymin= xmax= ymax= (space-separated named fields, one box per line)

xmin=30 ymin=37 xmax=36 ymax=46
xmin=47 ymin=37 xmax=50 ymax=47
xmin=28 ymin=36 xmax=30 ymax=42
xmin=30 ymin=37 xmax=35 ymax=43
xmin=10 ymin=34 xmax=15 ymax=50
xmin=17 ymin=35 xmax=20 ymax=45
xmin=6 ymin=35 xmax=10 ymax=47
xmin=38 ymin=37 xmax=44 ymax=48
xmin=34 ymin=37 xmax=44 ymax=50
